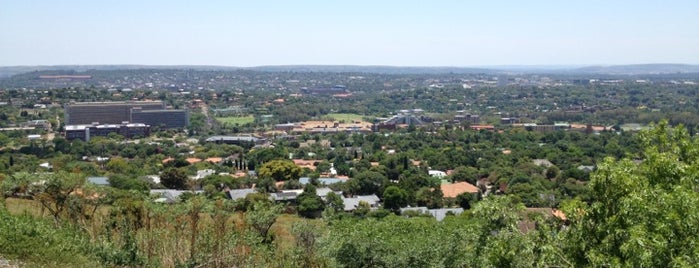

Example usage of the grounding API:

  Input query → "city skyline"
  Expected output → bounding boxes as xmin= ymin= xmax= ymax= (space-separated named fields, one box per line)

xmin=1 ymin=0 xmax=698 ymax=67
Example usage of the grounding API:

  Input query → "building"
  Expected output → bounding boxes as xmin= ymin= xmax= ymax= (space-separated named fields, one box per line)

xmin=65 ymin=101 xmax=165 ymax=125
xmin=65 ymin=122 xmax=150 ymax=141
xmin=204 ymin=135 xmax=266 ymax=148
xmin=130 ymin=108 xmax=189 ymax=129
xmin=454 ymin=112 xmax=480 ymax=124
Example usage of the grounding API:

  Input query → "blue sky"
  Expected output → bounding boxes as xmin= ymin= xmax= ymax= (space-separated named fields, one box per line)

xmin=1 ymin=0 xmax=697 ymax=66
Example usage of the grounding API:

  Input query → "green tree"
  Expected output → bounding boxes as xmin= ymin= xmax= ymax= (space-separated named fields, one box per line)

xmin=34 ymin=172 xmax=86 ymax=224
xmin=257 ymin=159 xmax=302 ymax=181
xmin=160 ymin=168 xmax=189 ymax=190
xmin=350 ymin=170 xmax=387 ymax=195
xmin=325 ymin=191 xmax=344 ymax=212
xmin=562 ymin=121 xmax=699 ymax=267
xmin=297 ymin=184 xmax=325 ymax=218
xmin=246 ymin=201 xmax=283 ymax=244
xmin=382 ymin=186 xmax=408 ymax=211
xmin=450 ymin=166 xmax=480 ymax=184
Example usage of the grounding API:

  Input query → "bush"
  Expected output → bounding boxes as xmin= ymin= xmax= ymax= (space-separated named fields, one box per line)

xmin=0 ymin=209 xmax=100 ymax=266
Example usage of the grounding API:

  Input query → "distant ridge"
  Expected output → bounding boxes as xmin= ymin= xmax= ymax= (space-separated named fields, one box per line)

xmin=572 ymin=64 xmax=699 ymax=75
xmin=1 ymin=63 xmax=698 ymax=78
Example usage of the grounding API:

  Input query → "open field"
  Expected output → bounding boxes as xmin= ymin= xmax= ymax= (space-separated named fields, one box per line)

xmin=324 ymin=113 xmax=369 ymax=122
xmin=215 ymin=115 xmax=255 ymax=125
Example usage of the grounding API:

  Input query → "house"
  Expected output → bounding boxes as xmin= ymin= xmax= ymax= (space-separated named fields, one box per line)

xmin=227 ymin=188 xmax=257 ymax=201
xmin=150 ymin=189 xmax=203 ymax=203
xmin=428 ymin=208 xmax=464 ymax=221
xmin=270 ymin=192 xmax=298 ymax=202
xmin=400 ymin=206 xmax=429 ymax=215
xmin=269 ymin=187 xmax=342 ymax=202
xmin=532 ymin=159 xmax=554 ymax=168
xmin=87 ymin=176 xmax=110 ymax=186
xmin=39 ymin=162 xmax=53 ymax=169
xmin=342 ymin=194 xmax=380 ymax=211
xmin=440 ymin=181 xmax=479 ymax=198
xmin=428 ymin=170 xmax=447 ymax=178
xmin=316 ymin=187 xmax=343 ymax=201
xmin=292 ymin=159 xmax=319 ymax=170
xmin=186 ymin=158 xmax=202 ymax=164
xmin=299 ymin=177 xmax=348 ymax=185
xmin=577 ymin=165 xmax=595 ymax=172
xmin=400 ymin=207 xmax=464 ymax=221
xmin=205 ymin=157 xmax=223 ymax=164
xmin=192 ymin=169 xmax=216 ymax=180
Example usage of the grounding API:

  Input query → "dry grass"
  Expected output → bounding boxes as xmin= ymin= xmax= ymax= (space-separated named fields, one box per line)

xmin=5 ymin=198 xmax=45 ymax=216
xmin=3 ymin=197 xmax=321 ymax=267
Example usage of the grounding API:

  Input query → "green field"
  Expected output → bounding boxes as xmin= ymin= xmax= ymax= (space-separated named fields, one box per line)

xmin=216 ymin=115 xmax=255 ymax=125
xmin=324 ymin=113 xmax=368 ymax=122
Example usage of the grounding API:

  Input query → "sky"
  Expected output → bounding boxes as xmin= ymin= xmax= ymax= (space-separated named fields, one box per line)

xmin=1 ymin=0 xmax=698 ymax=67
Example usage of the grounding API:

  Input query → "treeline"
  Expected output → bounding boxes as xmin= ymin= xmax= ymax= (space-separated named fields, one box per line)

xmin=1 ymin=123 xmax=698 ymax=266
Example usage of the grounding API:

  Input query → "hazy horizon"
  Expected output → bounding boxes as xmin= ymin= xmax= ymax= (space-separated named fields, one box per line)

xmin=2 ymin=1 xmax=698 ymax=66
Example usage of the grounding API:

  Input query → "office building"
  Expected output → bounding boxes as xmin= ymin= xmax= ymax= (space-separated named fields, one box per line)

xmin=65 ymin=101 xmax=164 ymax=125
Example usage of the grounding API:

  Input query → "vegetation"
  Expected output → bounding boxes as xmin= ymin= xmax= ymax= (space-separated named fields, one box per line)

xmin=1 ymin=68 xmax=699 ymax=266
xmin=215 ymin=115 xmax=255 ymax=126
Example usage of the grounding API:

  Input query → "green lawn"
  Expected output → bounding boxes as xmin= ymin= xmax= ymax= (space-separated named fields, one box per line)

xmin=216 ymin=115 xmax=255 ymax=125
xmin=324 ymin=113 xmax=367 ymax=122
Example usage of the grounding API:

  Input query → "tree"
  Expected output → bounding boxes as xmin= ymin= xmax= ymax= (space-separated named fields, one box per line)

xmin=545 ymin=165 xmax=560 ymax=180
xmin=34 ymin=172 xmax=86 ymax=224
xmin=106 ymin=157 xmax=129 ymax=174
xmin=325 ymin=192 xmax=344 ymax=212
xmin=291 ymin=221 xmax=323 ymax=267
xmin=257 ymin=160 xmax=302 ymax=181
xmin=297 ymin=184 xmax=325 ymax=218
xmin=561 ymin=121 xmax=699 ymax=267
xmin=108 ymin=174 xmax=149 ymax=192
xmin=316 ymin=160 xmax=331 ymax=174
xmin=160 ymin=168 xmax=189 ymax=190
xmin=450 ymin=166 xmax=480 ymax=184
xmin=415 ymin=187 xmax=444 ymax=209
xmin=382 ymin=186 xmax=408 ymax=211
xmin=456 ymin=192 xmax=478 ymax=209
xmin=246 ymin=201 xmax=283 ymax=244
xmin=350 ymin=170 xmax=387 ymax=195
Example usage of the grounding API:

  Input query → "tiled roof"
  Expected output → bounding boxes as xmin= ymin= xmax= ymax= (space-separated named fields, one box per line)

xmin=440 ymin=182 xmax=479 ymax=198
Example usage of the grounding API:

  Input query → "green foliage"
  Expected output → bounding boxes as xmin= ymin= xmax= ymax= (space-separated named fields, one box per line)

xmin=297 ymin=184 xmax=325 ymax=218
xmin=246 ymin=201 xmax=283 ymax=244
xmin=382 ymin=186 xmax=408 ymax=211
xmin=562 ymin=121 xmax=699 ymax=267
xmin=325 ymin=191 xmax=344 ymax=213
xmin=160 ymin=167 xmax=189 ymax=189
xmin=257 ymin=159 xmax=302 ymax=182
xmin=108 ymin=174 xmax=149 ymax=192
xmin=348 ymin=170 xmax=387 ymax=195
xmin=0 ymin=209 xmax=100 ymax=266
xmin=415 ymin=187 xmax=444 ymax=209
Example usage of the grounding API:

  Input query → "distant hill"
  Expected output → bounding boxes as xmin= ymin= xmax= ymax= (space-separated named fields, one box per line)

xmin=246 ymin=65 xmax=496 ymax=74
xmin=572 ymin=64 xmax=699 ymax=75
xmin=0 ymin=65 xmax=242 ymax=78
xmin=1 ymin=63 xmax=698 ymax=78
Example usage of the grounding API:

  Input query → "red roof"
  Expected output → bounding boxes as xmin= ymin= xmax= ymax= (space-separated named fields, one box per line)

xmin=186 ymin=158 xmax=201 ymax=164
xmin=206 ymin=157 xmax=223 ymax=163
xmin=440 ymin=182 xmax=479 ymax=198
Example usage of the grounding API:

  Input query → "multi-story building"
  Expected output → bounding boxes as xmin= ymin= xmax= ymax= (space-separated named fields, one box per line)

xmin=65 ymin=101 xmax=164 ymax=125
xmin=130 ymin=108 xmax=189 ymax=129
xmin=65 ymin=101 xmax=188 ymax=129
xmin=65 ymin=122 xmax=151 ymax=141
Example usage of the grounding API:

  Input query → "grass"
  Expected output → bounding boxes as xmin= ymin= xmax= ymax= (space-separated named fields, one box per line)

xmin=5 ymin=198 xmax=44 ymax=217
xmin=324 ymin=113 xmax=368 ymax=123
xmin=216 ymin=115 xmax=255 ymax=125
xmin=0 ymin=204 xmax=101 ymax=267
xmin=1 ymin=197 xmax=326 ymax=267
